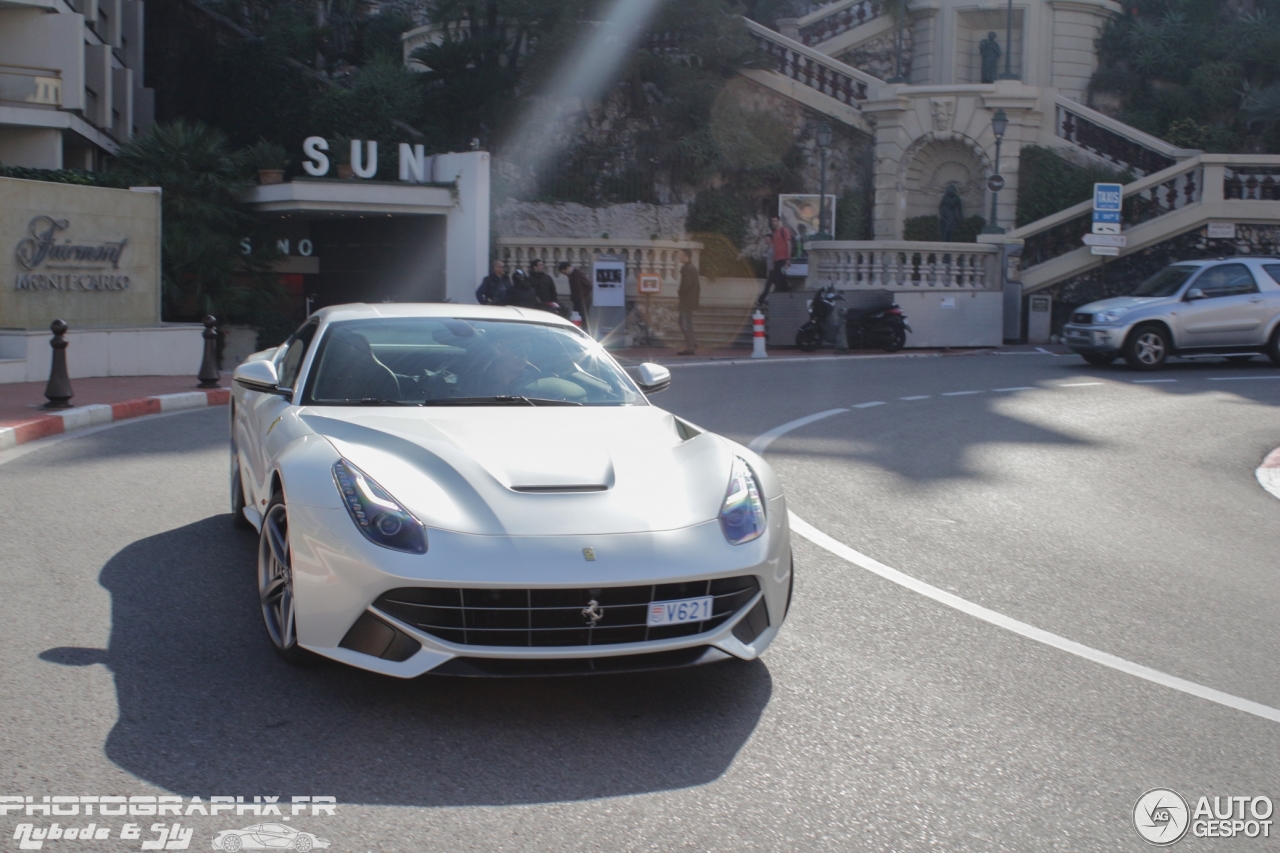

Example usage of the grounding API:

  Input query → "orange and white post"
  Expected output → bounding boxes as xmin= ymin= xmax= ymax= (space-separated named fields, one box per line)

xmin=751 ymin=310 xmax=767 ymax=359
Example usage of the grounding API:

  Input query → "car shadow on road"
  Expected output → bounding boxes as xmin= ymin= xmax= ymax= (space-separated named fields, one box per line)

xmin=41 ymin=515 xmax=772 ymax=806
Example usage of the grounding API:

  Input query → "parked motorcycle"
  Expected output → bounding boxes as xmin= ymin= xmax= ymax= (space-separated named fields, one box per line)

xmin=795 ymin=286 xmax=912 ymax=353
xmin=846 ymin=301 xmax=911 ymax=352
xmin=795 ymin=287 xmax=846 ymax=351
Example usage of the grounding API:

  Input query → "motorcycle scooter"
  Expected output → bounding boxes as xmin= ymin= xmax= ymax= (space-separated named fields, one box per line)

xmin=795 ymin=287 xmax=913 ymax=352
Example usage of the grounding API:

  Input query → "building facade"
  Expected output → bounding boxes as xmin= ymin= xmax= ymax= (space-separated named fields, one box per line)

xmin=0 ymin=0 xmax=153 ymax=170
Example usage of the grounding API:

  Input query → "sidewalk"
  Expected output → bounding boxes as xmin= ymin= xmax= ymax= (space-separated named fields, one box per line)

xmin=0 ymin=375 xmax=229 ymax=450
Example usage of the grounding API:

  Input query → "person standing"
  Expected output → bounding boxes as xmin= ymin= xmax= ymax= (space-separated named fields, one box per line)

xmin=476 ymin=259 xmax=511 ymax=305
xmin=757 ymin=215 xmax=793 ymax=308
xmin=558 ymin=260 xmax=593 ymax=333
xmin=677 ymin=249 xmax=700 ymax=355
xmin=528 ymin=258 xmax=562 ymax=314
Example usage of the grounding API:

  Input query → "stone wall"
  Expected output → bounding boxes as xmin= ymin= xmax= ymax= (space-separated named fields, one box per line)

xmin=836 ymin=28 xmax=913 ymax=82
xmin=0 ymin=177 xmax=161 ymax=330
xmin=495 ymin=202 xmax=689 ymax=241
xmin=1040 ymin=224 xmax=1280 ymax=334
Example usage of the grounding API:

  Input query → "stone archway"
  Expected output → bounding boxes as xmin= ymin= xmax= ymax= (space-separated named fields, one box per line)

xmin=897 ymin=133 xmax=991 ymax=233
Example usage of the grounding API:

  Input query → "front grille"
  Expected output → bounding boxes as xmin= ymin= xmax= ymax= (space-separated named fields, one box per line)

xmin=1071 ymin=312 xmax=1092 ymax=325
xmin=373 ymin=576 xmax=761 ymax=648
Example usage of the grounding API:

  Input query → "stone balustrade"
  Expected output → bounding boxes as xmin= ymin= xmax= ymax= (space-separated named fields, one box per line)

xmin=807 ymin=241 xmax=1000 ymax=290
xmin=495 ymin=238 xmax=703 ymax=286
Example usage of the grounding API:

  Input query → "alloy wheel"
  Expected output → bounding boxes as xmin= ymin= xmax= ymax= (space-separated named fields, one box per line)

xmin=1131 ymin=330 xmax=1167 ymax=367
xmin=258 ymin=501 xmax=296 ymax=652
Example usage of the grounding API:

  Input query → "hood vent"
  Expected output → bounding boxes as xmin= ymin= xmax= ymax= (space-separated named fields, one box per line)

xmin=511 ymin=484 xmax=608 ymax=493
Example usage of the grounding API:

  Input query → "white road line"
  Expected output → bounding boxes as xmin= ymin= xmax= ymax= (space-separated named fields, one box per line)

xmin=1059 ymin=382 xmax=1104 ymax=387
xmin=752 ymin=409 xmax=1280 ymax=725
xmin=853 ymin=401 xmax=886 ymax=409
xmin=941 ymin=390 xmax=983 ymax=396
xmin=787 ymin=513 xmax=1280 ymax=725
xmin=1036 ymin=347 xmax=1056 ymax=354
xmin=1207 ymin=375 xmax=1280 ymax=381
xmin=747 ymin=408 xmax=849 ymax=454
xmin=899 ymin=395 xmax=930 ymax=401
xmin=1133 ymin=379 xmax=1177 ymax=383
xmin=994 ymin=386 xmax=1036 ymax=392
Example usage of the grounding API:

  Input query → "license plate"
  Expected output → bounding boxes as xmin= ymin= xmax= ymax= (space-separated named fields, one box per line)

xmin=647 ymin=595 xmax=713 ymax=627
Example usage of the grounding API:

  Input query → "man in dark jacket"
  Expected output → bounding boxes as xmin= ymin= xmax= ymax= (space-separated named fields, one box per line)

xmin=677 ymin=249 xmax=700 ymax=355
xmin=528 ymin=259 xmax=562 ymax=314
xmin=558 ymin=260 xmax=592 ymax=333
xmin=476 ymin=260 xmax=511 ymax=305
xmin=505 ymin=269 xmax=543 ymax=309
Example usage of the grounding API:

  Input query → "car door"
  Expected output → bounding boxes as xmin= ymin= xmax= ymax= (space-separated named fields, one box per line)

xmin=240 ymin=321 xmax=317 ymax=506
xmin=1172 ymin=263 xmax=1268 ymax=348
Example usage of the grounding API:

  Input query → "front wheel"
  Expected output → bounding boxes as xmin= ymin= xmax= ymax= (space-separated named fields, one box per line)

xmin=1080 ymin=352 xmax=1115 ymax=366
xmin=880 ymin=325 xmax=906 ymax=353
xmin=796 ymin=325 xmax=822 ymax=352
xmin=222 ymin=836 xmax=243 ymax=853
xmin=1123 ymin=324 xmax=1170 ymax=370
xmin=1267 ymin=328 xmax=1280 ymax=366
xmin=258 ymin=495 xmax=311 ymax=665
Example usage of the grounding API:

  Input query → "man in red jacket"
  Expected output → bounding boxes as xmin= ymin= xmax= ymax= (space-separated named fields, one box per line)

xmin=757 ymin=215 xmax=793 ymax=308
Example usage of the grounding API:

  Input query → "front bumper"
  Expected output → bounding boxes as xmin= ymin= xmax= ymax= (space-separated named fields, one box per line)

xmin=285 ymin=498 xmax=792 ymax=677
xmin=1062 ymin=323 xmax=1127 ymax=354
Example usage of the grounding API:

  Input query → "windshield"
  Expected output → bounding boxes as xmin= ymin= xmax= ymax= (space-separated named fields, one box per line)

xmin=1132 ymin=265 xmax=1197 ymax=297
xmin=301 ymin=318 xmax=646 ymax=407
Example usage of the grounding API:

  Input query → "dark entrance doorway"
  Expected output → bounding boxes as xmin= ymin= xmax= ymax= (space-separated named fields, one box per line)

xmin=308 ymin=215 xmax=446 ymax=308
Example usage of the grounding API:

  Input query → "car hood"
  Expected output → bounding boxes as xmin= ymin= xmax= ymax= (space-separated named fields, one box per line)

xmin=1077 ymin=295 xmax=1166 ymax=314
xmin=299 ymin=406 xmax=733 ymax=536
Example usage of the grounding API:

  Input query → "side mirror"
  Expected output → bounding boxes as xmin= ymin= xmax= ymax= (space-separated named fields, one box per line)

xmin=634 ymin=362 xmax=671 ymax=394
xmin=233 ymin=359 xmax=288 ymax=395
xmin=1185 ymin=287 xmax=1206 ymax=301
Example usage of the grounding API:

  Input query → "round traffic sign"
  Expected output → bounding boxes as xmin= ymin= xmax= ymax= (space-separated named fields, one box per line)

xmin=987 ymin=174 xmax=1006 ymax=192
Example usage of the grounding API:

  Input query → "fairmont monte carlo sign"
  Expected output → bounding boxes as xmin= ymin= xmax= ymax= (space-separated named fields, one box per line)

xmin=13 ymin=215 xmax=131 ymax=291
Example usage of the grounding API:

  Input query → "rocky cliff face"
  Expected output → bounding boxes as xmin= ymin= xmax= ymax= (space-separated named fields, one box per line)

xmin=494 ymin=201 xmax=690 ymax=240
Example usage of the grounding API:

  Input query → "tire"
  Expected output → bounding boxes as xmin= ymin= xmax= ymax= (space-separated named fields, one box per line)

xmin=1268 ymin=328 xmax=1280 ymax=366
xmin=881 ymin=326 xmax=906 ymax=353
xmin=230 ymin=447 xmax=252 ymax=530
xmin=258 ymin=494 xmax=311 ymax=664
xmin=1123 ymin=324 xmax=1170 ymax=370
xmin=222 ymin=836 xmax=243 ymax=853
xmin=294 ymin=836 xmax=314 ymax=852
xmin=795 ymin=326 xmax=822 ymax=352
xmin=1080 ymin=352 xmax=1115 ymax=366
xmin=1226 ymin=355 xmax=1254 ymax=363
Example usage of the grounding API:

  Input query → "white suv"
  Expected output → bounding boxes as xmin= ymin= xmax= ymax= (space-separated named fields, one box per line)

xmin=1061 ymin=258 xmax=1280 ymax=369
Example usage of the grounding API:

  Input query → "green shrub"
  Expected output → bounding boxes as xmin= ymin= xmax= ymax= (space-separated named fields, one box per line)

xmin=0 ymin=165 xmax=126 ymax=187
xmin=1015 ymin=145 xmax=1132 ymax=228
xmin=688 ymin=185 xmax=748 ymax=248
xmin=902 ymin=214 xmax=986 ymax=242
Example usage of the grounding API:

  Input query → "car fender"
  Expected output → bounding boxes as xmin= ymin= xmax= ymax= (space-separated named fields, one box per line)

xmin=1123 ymin=316 xmax=1175 ymax=349
xmin=271 ymin=434 xmax=346 ymax=511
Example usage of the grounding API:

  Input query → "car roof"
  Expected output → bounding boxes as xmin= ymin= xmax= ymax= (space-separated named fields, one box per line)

xmin=311 ymin=303 xmax=576 ymax=328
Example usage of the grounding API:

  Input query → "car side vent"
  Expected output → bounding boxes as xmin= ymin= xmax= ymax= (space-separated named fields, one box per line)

xmin=674 ymin=417 xmax=703 ymax=441
xmin=339 ymin=611 xmax=421 ymax=662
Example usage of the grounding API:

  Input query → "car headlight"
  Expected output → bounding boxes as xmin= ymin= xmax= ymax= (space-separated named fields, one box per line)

xmin=720 ymin=456 xmax=766 ymax=545
xmin=1094 ymin=309 xmax=1126 ymax=324
xmin=332 ymin=459 xmax=427 ymax=554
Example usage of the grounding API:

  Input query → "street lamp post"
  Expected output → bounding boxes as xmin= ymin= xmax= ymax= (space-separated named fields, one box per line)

xmin=998 ymin=0 xmax=1018 ymax=79
xmin=982 ymin=109 xmax=1009 ymax=235
xmin=816 ymin=123 xmax=833 ymax=239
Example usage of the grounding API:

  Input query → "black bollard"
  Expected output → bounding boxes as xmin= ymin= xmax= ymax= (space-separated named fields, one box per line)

xmin=197 ymin=315 xmax=220 ymax=388
xmin=43 ymin=319 xmax=74 ymax=409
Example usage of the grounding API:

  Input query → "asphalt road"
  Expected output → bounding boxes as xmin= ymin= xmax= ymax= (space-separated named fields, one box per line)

xmin=1 ymin=352 xmax=1276 ymax=852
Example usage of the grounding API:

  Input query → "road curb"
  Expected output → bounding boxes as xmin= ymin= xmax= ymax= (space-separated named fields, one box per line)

xmin=0 ymin=388 xmax=229 ymax=452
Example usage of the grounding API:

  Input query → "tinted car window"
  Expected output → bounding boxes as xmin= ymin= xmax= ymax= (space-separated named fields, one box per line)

xmin=277 ymin=322 xmax=318 ymax=390
xmin=1132 ymin=265 xmax=1196 ymax=297
xmin=1193 ymin=264 xmax=1257 ymax=297
xmin=303 ymin=318 xmax=646 ymax=406
xmin=1262 ymin=264 xmax=1280 ymax=285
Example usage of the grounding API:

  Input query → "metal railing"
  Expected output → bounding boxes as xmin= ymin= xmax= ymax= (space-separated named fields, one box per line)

xmin=808 ymin=241 xmax=998 ymax=289
xmin=0 ymin=67 xmax=61 ymax=107
xmin=744 ymin=18 xmax=880 ymax=109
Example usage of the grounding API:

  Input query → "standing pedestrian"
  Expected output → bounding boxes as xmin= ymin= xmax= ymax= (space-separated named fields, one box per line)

xmin=528 ymin=258 xmax=563 ymax=314
xmin=558 ymin=260 xmax=593 ymax=334
xmin=757 ymin=215 xmax=793 ymax=308
xmin=476 ymin=259 xmax=511 ymax=305
xmin=677 ymin=248 xmax=700 ymax=355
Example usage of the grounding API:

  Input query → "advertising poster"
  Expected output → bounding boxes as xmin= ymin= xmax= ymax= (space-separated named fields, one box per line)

xmin=592 ymin=258 xmax=626 ymax=308
xmin=778 ymin=194 xmax=836 ymax=257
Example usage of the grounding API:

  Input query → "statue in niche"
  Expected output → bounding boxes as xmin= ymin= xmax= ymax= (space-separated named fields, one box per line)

xmin=979 ymin=32 xmax=1001 ymax=84
xmin=939 ymin=183 xmax=964 ymax=241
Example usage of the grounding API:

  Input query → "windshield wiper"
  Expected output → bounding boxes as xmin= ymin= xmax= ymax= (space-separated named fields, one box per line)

xmin=327 ymin=398 xmax=421 ymax=406
xmin=420 ymin=395 xmax=581 ymax=407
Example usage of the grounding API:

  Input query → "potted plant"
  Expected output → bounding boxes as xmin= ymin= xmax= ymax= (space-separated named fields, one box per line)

xmin=246 ymin=139 xmax=288 ymax=184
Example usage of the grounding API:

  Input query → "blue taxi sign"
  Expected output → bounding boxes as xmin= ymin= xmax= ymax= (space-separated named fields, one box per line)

xmin=1093 ymin=183 xmax=1123 ymax=212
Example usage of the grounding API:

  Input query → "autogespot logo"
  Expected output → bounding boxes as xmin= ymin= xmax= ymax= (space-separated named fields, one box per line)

xmin=1134 ymin=789 xmax=1191 ymax=846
